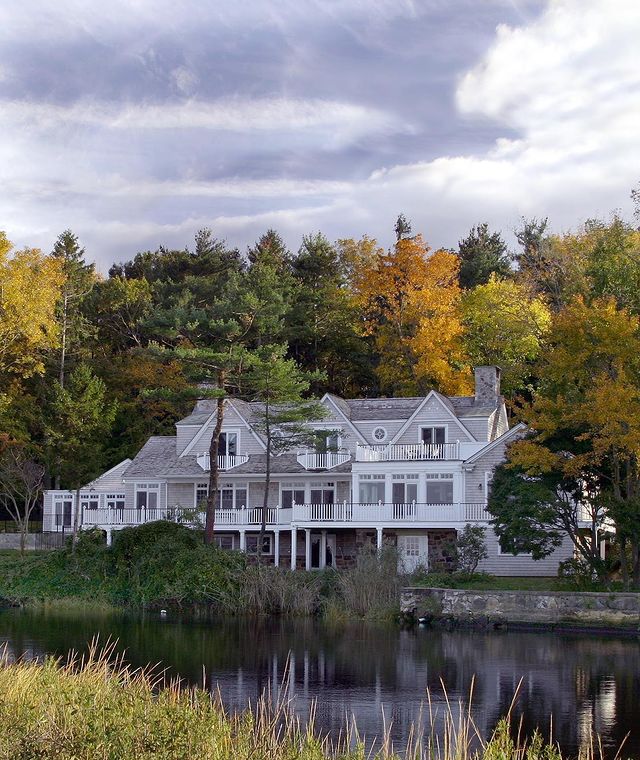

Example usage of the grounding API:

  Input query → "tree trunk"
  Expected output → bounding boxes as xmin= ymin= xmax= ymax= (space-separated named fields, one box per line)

xmin=620 ymin=535 xmax=629 ymax=590
xmin=19 ymin=522 xmax=26 ymax=556
xmin=59 ymin=293 xmax=68 ymax=388
xmin=205 ymin=374 xmax=225 ymax=545
xmin=71 ymin=486 xmax=81 ymax=553
xmin=258 ymin=433 xmax=270 ymax=564
xmin=633 ymin=539 xmax=640 ymax=589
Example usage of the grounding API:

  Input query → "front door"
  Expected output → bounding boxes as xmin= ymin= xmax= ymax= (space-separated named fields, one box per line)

xmin=397 ymin=534 xmax=428 ymax=573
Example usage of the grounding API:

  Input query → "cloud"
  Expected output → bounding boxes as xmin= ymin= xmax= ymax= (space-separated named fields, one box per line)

xmin=0 ymin=0 xmax=638 ymax=272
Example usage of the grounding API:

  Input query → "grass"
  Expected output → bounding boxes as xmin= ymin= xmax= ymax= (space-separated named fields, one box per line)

xmin=0 ymin=642 xmax=606 ymax=760
xmin=410 ymin=572 xmax=578 ymax=592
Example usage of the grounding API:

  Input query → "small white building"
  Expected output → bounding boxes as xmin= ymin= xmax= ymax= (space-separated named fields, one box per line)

xmin=43 ymin=366 xmax=575 ymax=574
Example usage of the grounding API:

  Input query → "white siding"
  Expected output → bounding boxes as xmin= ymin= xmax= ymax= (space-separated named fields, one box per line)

xmin=167 ymin=482 xmax=196 ymax=508
xmin=355 ymin=420 xmax=406 ymax=446
xmin=460 ymin=417 xmax=490 ymax=442
xmin=478 ymin=530 xmax=574 ymax=576
xmin=395 ymin=396 xmax=475 ymax=444
xmin=176 ymin=425 xmax=200 ymax=455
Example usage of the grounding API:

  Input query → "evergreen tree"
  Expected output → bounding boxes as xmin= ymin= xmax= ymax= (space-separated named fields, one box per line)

xmin=51 ymin=230 xmax=95 ymax=387
xmin=457 ymin=222 xmax=511 ymax=288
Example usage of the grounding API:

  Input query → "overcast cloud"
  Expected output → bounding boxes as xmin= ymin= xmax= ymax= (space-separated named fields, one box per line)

xmin=1 ymin=0 xmax=638 ymax=270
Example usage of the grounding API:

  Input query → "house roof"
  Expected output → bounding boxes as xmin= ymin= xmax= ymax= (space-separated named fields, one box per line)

xmin=124 ymin=437 xmax=352 ymax=480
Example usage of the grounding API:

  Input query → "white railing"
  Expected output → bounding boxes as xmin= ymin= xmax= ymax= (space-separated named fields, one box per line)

xmin=296 ymin=450 xmax=352 ymax=470
xmin=292 ymin=502 xmax=490 ymax=524
xmin=196 ymin=453 xmax=250 ymax=471
xmin=355 ymin=442 xmax=460 ymax=462
xmin=62 ymin=501 xmax=490 ymax=531
xmin=79 ymin=506 xmax=294 ymax=529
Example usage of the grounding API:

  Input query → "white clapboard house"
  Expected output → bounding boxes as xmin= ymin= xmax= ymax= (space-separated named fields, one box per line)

xmin=43 ymin=366 xmax=574 ymax=574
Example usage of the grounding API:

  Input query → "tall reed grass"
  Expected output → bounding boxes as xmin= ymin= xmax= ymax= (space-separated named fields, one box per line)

xmin=0 ymin=643 xmax=612 ymax=760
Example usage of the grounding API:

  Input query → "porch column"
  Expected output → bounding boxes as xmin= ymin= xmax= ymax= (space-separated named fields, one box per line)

xmin=305 ymin=529 xmax=312 ymax=571
xmin=274 ymin=530 xmax=280 ymax=568
xmin=320 ymin=530 xmax=327 ymax=570
xmin=105 ymin=528 xmax=112 ymax=547
xmin=239 ymin=530 xmax=246 ymax=552
xmin=376 ymin=526 xmax=383 ymax=550
xmin=290 ymin=525 xmax=297 ymax=570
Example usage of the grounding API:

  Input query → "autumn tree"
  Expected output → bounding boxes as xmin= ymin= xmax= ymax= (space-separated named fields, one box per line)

xmin=0 ymin=233 xmax=64 ymax=384
xmin=353 ymin=233 xmax=470 ymax=395
xmin=506 ymin=297 xmax=640 ymax=586
xmin=457 ymin=223 xmax=511 ymax=289
xmin=462 ymin=275 xmax=551 ymax=396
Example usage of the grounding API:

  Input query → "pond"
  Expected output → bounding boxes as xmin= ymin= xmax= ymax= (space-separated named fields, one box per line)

xmin=0 ymin=607 xmax=637 ymax=758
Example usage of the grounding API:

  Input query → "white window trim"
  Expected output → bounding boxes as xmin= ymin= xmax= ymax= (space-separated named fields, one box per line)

xmin=218 ymin=429 xmax=241 ymax=456
xmin=246 ymin=534 xmax=273 ymax=555
xmin=372 ymin=426 xmax=388 ymax=442
xmin=418 ymin=425 xmax=447 ymax=444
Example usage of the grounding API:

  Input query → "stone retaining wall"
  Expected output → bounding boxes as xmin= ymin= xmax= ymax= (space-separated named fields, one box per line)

xmin=0 ymin=533 xmax=38 ymax=550
xmin=401 ymin=586 xmax=640 ymax=629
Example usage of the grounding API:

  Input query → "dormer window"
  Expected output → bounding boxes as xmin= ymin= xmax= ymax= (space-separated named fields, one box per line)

xmin=314 ymin=430 xmax=340 ymax=453
xmin=218 ymin=432 xmax=237 ymax=456
xmin=421 ymin=426 xmax=445 ymax=445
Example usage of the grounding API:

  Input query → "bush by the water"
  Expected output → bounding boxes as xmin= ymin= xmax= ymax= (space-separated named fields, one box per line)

xmin=0 ymin=523 xmax=404 ymax=618
xmin=0 ymin=645 xmax=582 ymax=760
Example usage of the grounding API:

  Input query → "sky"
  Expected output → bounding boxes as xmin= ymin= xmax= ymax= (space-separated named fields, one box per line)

xmin=1 ymin=0 xmax=639 ymax=272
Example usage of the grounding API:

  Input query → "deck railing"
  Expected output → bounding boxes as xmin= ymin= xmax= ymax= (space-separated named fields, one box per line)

xmin=51 ymin=502 xmax=490 ymax=531
xmin=355 ymin=442 xmax=460 ymax=462
xmin=196 ymin=453 xmax=250 ymax=471
xmin=296 ymin=451 xmax=352 ymax=470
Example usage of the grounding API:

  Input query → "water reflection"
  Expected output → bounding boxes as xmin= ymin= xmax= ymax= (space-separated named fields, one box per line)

xmin=0 ymin=608 xmax=638 ymax=757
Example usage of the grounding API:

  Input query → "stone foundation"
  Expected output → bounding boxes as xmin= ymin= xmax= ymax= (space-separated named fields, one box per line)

xmin=401 ymin=586 xmax=640 ymax=629
xmin=427 ymin=529 xmax=457 ymax=572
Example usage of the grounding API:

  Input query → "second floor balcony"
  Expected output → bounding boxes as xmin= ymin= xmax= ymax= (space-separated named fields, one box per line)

xmin=355 ymin=442 xmax=461 ymax=462
xmin=196 ymin=453 xmax=250 ymax=471
xmin=296 ymin=450 xmax=352 ymax=470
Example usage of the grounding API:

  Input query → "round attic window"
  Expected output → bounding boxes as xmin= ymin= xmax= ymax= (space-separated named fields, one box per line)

xmin=372 ymin=426 xmax=387 ymax=442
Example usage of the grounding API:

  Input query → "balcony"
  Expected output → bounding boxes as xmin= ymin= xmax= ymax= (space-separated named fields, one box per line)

xmin=64 ymin=502 xmax=489 ymax=532
xmin=78 ymin=506 xmax=293 ymax=529
xmin=296 ymin=450 xmax=352 ymax=470
xmin=292 ymin=502 xmax=490 ymax=524
xmin=355 ymin=442 xmax=460 ymax=462
xmin=196 ymin=453 xmax=249 ymax=471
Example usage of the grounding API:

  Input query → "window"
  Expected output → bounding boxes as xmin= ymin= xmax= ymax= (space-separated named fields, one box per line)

xmin=106 ymin=494 xmax=125 ymax=509
xmin=195 ymin=482 xmax=247 ymax=510
xmin=281 ymin=482 xmax=306 ymax=508
xmin=421 ymin=427 xmax=446 ymax=445
xmin=214 ymin=535 xmax=235 ymax=550
xmin=425 ymin=474 xmax=453 ymax=504
xmin=392 ymin=475 xmax=418 ymax=504
xmin=498 ymin=538 xmax=532 ymax=557
xmin=54 ymin=499 xmax=72 ymax=527
xmin=246 ymin=534 xmax=273 ymax=555
xmin=372 ymin=426 xmax=387 ymax=442
xmin=218 ymin=432 xmax=238 ymax=456
xmin=135 ymin=483 xmax=159 ymax=510
xmin=314 ymin=430 xmax=341 ymax=453
xmin=80 ymin=494 xmax=100 ymax=510
xmin=359 ymin=474 xmax=385 ymax=504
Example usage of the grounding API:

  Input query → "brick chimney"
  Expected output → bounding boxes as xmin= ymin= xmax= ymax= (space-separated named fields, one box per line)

xmin=474 ymin=366 xmax=501 ymax=405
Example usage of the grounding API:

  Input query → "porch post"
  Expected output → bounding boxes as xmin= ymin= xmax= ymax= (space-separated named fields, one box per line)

xmin=239 ymin=530 xmax=246 ymax=552
xmin=290 ymin=525 xmax=297 ymax=570
xmin=274 ymin=530 xmax=280 ymax=568
xmin=376 ymin=526 xmax=383 ymax=550
xmin=320 ymin=530 xmax=327 ymax=570
xmin=305 ymin=529 xmax=312 ymax=571
xmin=106 ymin=528 xmax=112 ymax=547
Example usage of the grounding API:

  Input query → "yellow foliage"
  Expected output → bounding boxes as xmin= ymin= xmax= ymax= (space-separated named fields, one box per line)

xmin=351 ymin=235 xmax=470 ymax=395
xmin=0 ymin=232 xmax=65 ymax=380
